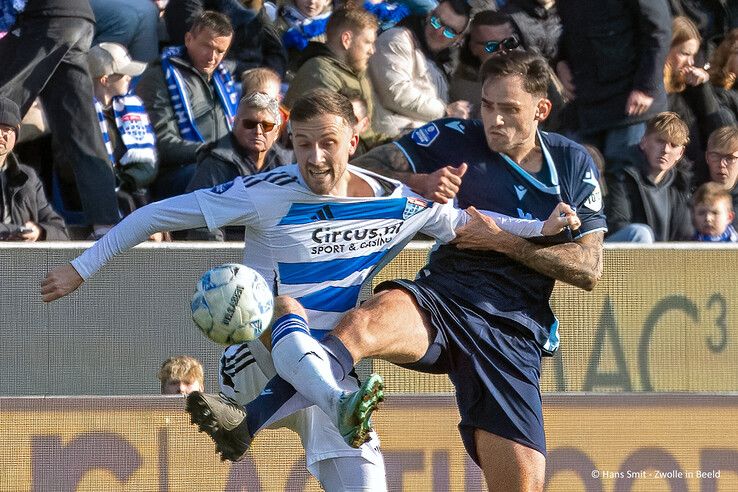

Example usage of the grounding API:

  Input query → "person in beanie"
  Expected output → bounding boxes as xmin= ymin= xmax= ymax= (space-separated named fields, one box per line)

xmin=0 ymin=97 xmax=68 ymax=241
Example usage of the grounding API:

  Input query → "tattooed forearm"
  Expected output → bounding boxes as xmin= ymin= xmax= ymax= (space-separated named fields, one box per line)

xmin=501 ymin=231 xmax=604 ymax=291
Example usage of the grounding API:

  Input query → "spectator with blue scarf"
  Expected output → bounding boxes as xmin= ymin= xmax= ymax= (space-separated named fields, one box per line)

xmin=88 ymin=43 xmax=158 ymax=214
xmin=136 ymin=11 xmax=237 ymax=199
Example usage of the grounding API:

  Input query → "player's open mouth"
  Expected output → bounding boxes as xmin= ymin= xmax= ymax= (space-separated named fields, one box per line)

xmin=309 ymin=169 xmax=330 ymax=177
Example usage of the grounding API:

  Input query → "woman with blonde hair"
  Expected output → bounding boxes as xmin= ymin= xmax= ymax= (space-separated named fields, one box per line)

xmin=664 ymin=16 xmax=734 ymax=167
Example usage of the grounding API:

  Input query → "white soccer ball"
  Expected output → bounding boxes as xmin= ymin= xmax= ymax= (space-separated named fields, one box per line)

xmin=191 ymin=263 xmax=274 ymax=345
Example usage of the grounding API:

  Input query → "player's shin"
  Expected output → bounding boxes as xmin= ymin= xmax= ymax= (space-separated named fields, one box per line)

xmin=270 ymin=314 xmax=345 ymax=422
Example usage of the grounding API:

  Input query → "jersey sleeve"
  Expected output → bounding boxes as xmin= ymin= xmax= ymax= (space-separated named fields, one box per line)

xmin=566 ymin=150 xmax=608 ymax=239
xmin=71 ymin=192 xmax=212 ymax=279
xmin=394 ymin=119 xmax=478 ymax=173
xmin=419 ymin=203 xmax=544 ymax=244
xmin=193 ymin=177 xmax=260 ymax=231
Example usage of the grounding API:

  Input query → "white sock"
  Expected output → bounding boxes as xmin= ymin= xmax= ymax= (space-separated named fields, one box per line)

xmin=271 ymin=314 xmax=344 ymax=422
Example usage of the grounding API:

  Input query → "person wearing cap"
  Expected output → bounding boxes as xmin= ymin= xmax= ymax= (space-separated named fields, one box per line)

xmin=88 ymin=42 xmax=158 ymax=214
xmin=0 ymin=97 xmax=68 ymax=241
xmin=184 ymin=91 xmax=289 ymax=240
xmin=136 ymin=11 xmax=235 ymax=200
xmin=0 ymin=0 xmax=121 ymax=235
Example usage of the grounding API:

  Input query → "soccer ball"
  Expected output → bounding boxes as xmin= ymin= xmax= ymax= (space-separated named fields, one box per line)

xmin=191 ymin=263 xmax=274 ymax=345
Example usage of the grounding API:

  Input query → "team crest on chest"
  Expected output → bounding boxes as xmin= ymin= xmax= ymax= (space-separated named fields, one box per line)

xmin=403 ymin=197 xmax=431 ymax=219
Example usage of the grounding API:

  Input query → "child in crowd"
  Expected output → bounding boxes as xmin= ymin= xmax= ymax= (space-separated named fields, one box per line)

xmin=692 ymin=182 xmax=738 ymax=242
xmin=158 ymin=355 xmax=205 ymax=395
xmin=87 ymin=42 xmax=158 ymax=213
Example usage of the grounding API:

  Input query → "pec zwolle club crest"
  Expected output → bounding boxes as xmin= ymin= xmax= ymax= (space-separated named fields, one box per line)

xmin=121 ymin=115 xmax=146 ymax=141
xmin=403 ymin=197 xmax=430 ymax=219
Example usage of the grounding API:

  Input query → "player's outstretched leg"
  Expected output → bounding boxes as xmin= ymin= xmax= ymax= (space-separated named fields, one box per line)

xmin=337 ymin=373 xmax=384 ymax=448
xmin=186 ymin=391 xmax=252 ymax=461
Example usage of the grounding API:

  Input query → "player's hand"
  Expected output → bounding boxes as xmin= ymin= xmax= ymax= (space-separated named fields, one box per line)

xmin=40 ymin=263 xmax=84 ymax=302
xmin=412 ymin=163 xmax=467 ymax=204
xmin=542 ymin=203 xmax=580 ymax=236
xmin=625 ymin=90 xmax=654 ymax=116
xmin=452 ymin=206 xmax=505 ymax=251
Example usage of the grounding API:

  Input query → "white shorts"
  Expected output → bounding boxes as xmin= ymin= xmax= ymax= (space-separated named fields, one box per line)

xmin=218 ymin=341 xmax=385 ymax=481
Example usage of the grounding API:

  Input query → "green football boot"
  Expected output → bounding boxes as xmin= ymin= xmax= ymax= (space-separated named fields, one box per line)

xmin=337 ymin=373 xmax=385 ymax=448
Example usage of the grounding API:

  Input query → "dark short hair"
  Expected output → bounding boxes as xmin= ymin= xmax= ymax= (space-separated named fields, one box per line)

xmin=470 ymin=9 xmax=512 ymax=29
xmin=290 ymin=89 xmax=358 ymax=127
xmin=441 ymin=0 xmax=472 ymax=19
xmin=326 ymin=6 xmax=378 ymax=41
xmin=480 ymin=50 xmax=549 ymax=97
xmin=189 ymin=10 xmax=233 ymax=38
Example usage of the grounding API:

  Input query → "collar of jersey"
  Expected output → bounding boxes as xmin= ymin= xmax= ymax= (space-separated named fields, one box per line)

xmin=499 ymin=130 xmax=560 ymax=195
xmin=294 ymin=164 xmax=401 ymax=197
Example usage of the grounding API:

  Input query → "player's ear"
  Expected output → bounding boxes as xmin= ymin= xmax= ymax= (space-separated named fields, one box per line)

xmin=347 ymin=127 xmax=360 ymax=156
xmin=534 ymin=98 xmax=552 ymax=121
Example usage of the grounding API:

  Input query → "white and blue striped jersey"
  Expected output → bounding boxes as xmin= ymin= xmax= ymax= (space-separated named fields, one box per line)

xmin=72 ymin=164 xmax=544 ymax=338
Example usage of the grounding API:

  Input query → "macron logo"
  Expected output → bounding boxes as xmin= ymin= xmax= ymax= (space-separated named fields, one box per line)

xmin=514 ymin=185 xmax=527 ymax=201
xmin=445 ymin=121 xmax=465 ymax=133
xmin=260 ymin=388 xmax=273 ymax=396
xmin=311 ymin=205 xmax=334 ymax=222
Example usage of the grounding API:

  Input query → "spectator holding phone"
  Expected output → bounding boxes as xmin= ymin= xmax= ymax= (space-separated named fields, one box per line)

xmin=0 ymin=97 xmax=68 ymax=241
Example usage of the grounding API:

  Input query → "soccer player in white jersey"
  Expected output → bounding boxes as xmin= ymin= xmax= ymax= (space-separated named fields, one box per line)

xmin=41 ymin=89 xmax=578 ymax=491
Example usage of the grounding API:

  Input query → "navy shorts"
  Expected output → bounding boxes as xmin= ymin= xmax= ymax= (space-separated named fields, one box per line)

xmin=376 ymin=279 xmax=546 ymax=463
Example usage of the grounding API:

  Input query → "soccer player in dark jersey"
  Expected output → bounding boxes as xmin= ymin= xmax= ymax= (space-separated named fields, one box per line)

xmin=175 ymin=52 xmax=602 ymax=491
xmin=347 ymin=50 xmax=607 ymax=490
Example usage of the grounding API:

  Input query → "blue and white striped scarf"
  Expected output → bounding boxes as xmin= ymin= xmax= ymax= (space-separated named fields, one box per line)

xmin=94 ymin=94 xmax=157 ymax=167
xmin=161 ymin=45 xmax=238 ymax=142
xmin=693 ymin=224 xmax=738 ymax=242
xmin=281 ymin=5 xmax=331 ymax=52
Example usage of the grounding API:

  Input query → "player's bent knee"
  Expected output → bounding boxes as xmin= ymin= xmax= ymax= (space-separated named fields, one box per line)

xmin=272 ymin=295 xmax=308 ymax=320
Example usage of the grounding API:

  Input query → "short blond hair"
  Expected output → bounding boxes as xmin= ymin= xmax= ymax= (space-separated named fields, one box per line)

xmin=707 ymin=126 xmax=738 ymax=153
xmin=645 ymin=112 xmax=690 ymax=147
xmin=240 ymin=67 xmax=281 ymax=95
xmin=158 ymin=355 xmax=204 ymax=391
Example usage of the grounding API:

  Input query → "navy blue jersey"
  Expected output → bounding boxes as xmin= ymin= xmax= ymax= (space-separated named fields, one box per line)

xmin=395 ymin=118 xmax=607 ymax=353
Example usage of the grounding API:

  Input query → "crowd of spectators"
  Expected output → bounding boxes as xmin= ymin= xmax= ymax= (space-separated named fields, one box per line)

xmin=0 ymin=0 xmax=737 ymax=242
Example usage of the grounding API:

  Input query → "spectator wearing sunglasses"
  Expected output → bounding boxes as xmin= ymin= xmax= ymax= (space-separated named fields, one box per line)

xmin=369 ymin=0 xmax=472 ymax=138
xmin=184 ymin=92 xmax=288 ymax=240
xmin=449 ymin=9 xmax=568 ymax=129
xmin=450 ymin=10 xmax=518 ymax=118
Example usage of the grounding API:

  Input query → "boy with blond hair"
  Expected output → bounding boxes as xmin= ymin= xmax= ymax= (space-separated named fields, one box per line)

xmin=158 ymin=355 xmax=205 ymax=395
xmin=605 ymin=111 xmax=694 ymax=242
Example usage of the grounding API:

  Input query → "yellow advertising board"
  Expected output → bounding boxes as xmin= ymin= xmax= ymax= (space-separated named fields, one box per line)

xmin=2 ymin=395 xmax=738 ymax=491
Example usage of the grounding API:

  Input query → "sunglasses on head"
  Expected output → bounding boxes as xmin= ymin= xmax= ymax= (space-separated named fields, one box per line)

xmin=429 ymin=14 xmax=461 ymax=39
xmin=484 ymin=36 xmax=520 ymax=54
xmin=241 ymin=118 xmax=276 ymax=132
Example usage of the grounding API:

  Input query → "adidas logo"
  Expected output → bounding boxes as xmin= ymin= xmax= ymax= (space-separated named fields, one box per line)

xmin=311 ymin=205 xmax=334 ymax=221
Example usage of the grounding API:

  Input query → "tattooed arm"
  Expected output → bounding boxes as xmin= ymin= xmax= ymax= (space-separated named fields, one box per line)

xmin=351 ymin=143 xmax=467 ymax=204
xmin=453 ymin=207 xmax=604 ymax=291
